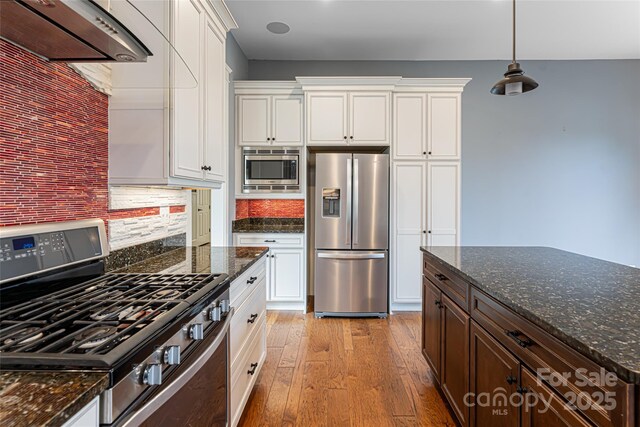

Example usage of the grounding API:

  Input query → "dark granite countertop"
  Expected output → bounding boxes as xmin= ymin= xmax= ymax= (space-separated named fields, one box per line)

xmin=0 ymin=371 xmax=108 ymax=427
xmin=421 ymin=246 xmax=640 ymax=384
xmin=115 ymin=245 xmax=269 ymax=282
xmin=232 ymin=218 xmax=304 ymax=234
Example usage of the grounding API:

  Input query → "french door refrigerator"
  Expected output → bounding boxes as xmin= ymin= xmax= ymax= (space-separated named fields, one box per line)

xmin=314 ymin=153 xmax=389 ymax=317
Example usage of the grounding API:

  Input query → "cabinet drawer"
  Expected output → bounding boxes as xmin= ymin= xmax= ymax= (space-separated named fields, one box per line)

xmin=231 ymin=317 xmax=266 ymax=427
xmin=230 ymin=256 xmax=267 ymax=308
xmin=230 ymin=281 xmax=267 ymax=365
xmin=424 ymin=258 xmax=469 ymax=311
xmin=470 ymin=287 xmax=634 ymax=427
xmin=234 ymin=233 xmax=304 ymax=248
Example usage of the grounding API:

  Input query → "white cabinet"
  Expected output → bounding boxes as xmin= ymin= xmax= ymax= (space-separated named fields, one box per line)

xmin=109 ymin=0 xmax=235 ymax=188
xmin=391 ymin=162 xmax=427 ymax=305
xmin=428 ymin=93 xmax=461 ymax=160
xmin=237 ymin=94 xmax=303 ymax=146
xmin=269 ymin=248 xmax=304 ymax=301
xmin=427 ymin=162 xmax=460 ymax=246
xmin=393 ymin=94 xmax=427 ymax=160
xmin=229 ymin=256 xmax=267 ymax=427
xmin=232 ymin=233 xmax=305 ymax=310
xmin=62 ymin=396 xmax=99 ymax=427
xmin=306 ymin=91 xmax=390 ymax=146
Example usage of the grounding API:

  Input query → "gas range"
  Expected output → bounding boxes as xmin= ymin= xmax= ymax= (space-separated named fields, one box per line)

xmin=0 ymin=220 xmax=233 ymax=425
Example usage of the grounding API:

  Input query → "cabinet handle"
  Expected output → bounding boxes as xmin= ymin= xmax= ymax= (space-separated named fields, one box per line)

xmin=264 ymin=239 xmax=276 ymax=243
xmin=248 ymin=362 xmax=258 ymax=375
xmin=505 ymin=330 xmax=534 ymax=348
xmin=506 ymin=375 xmax=517 ymax=385
xmin=247 ymin=313 xmax=258 ymax=324
xmin=434 ymin=273 xmax=447 ymax=281
xmin=247 ymin=276 xmax=257 ymax=285
xmin=201 ymin=166 xmax=207 ymax=170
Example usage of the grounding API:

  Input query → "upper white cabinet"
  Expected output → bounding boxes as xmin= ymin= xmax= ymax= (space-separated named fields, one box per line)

xmin=393 ymin=93 xmax=427 ymax=160
xmin=236 ymin=92 xmax=303 ymax=146
xmin=109 ymin=0 xmax=237 ymax=188
xmin=428 ymin=93 xmax=461 ymax=160
xmin=306 ymin=91 xmax=390 ymax=146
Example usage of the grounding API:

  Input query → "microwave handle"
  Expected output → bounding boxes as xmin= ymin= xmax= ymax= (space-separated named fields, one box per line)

xmin=120 ymin=308 xmax=234 ymax=427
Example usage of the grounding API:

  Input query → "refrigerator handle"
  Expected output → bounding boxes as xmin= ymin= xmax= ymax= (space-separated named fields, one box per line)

xmin=353 ymin=158 xmax=359 ymax=245
xmin=317 ymin=252 xmax=386 ymax=260
xmin=346 ymin=158 xmax=352 ymax=246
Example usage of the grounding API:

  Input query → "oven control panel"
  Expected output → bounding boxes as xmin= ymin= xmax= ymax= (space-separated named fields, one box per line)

xmin=0 ymin=219 xmax=108 ymax=284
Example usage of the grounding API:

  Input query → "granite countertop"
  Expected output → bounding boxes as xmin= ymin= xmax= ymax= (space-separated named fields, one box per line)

xmin=421 ymin=246 xmax=640 ymax=384
xmin=0 ymin=371 xmax=108 ymax=427
xmin=232 ymin=218 xmax=304 ymax=234
xmin=115 ymin=245 xmax=269 ymax=281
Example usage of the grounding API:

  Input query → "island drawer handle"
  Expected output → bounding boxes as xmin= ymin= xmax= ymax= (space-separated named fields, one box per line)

xmin=506 ymin=330 xmax=534 ymax=348
xmin=247 ymin=276 xmax=258 ymax=285
xmin=248 ymin=362 xmax=258 ymax=375
xmin=264 ymin=239 xmax=276 ymax=243
xmin=434 ymin=273 xmax=447 ymax=281
xmin=247 ymin=313 xmax=258 ymax=324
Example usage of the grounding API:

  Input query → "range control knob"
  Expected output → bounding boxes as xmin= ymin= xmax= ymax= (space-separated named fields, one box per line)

xmin=164 ymin=345 xmax=181 ymax=365
xmin=220 ymin=299 xmax=230 ymax=314
xmin=189 ymin=323 xmax=204 ymax=340
xmin=143 ymin=363 xmax=162 ymax=386
xmin=210 ymin=306 xmax=222 ymax=321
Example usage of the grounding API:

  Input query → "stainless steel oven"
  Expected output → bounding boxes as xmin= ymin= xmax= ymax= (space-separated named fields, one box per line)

xmin=119 ymin=307 xmax=233 ymax=427
xmin=242 ymin=147 xmax=300 ymax=193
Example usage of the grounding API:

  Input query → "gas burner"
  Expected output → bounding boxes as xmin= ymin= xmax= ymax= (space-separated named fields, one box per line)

xmin=90 ymin=305 xmax=137 ymax=321
xmin=3 ymin=327 xmax=44 ymax=346
xmin=150 ymin=289 xmax=181 ymax=299
xmin=73 ymin=326 xmax=118 ymax=349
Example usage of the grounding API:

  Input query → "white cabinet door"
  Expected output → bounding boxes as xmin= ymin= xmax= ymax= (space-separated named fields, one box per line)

xmin=392 ymin=162 xmax=427 ymax=304
xmin=238 ymin=95 xmax=271 ymax=146
xmin=62 ymin=396 xmax=99 ymax=427
xmin=427 ymin=162 xmax=460 ymax=246
xmin=428 ymin=94 xmax=461 ymax=160
xmin=171 ymin=0 xmax=203 ymax=180
xmin=349 ymin=92 xmax=390 ymax=145
xmin=203 ymin=18 xmax=225 ymax=182
xmin=270 ymin=248 xmax=304 ymax=301
xmin=272 ymin=95 xmax=303 ymax=146
xmin=393 ymin=94 xmax=427 ymax=160
xmin=306 ymin=92 xmax=348 ymax=145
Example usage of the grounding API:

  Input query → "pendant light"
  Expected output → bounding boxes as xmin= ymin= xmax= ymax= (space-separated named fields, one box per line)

xmin=490 ymin=0 xmax=538 ymax=95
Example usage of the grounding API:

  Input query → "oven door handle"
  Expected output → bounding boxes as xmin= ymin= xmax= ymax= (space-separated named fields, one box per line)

xmin=121 ymin=308 xmax=234 ymax=427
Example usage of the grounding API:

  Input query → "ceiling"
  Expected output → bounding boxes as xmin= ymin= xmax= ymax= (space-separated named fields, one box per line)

xmin=226 ymin=0 xmax=640 ymax=61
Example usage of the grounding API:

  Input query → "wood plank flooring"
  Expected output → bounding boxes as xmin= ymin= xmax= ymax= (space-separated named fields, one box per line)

xmin=238 ymin=311 xmax=455 ymax=427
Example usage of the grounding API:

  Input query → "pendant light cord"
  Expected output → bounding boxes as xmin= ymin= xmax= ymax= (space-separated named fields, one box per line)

xmin=512 ymin=0 xmax=516 ymax=63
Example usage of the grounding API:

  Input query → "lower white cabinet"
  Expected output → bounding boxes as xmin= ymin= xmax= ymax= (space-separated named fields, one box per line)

xmin=233 ymin=233 xmax=306 ymax=311
xmin=390 ymin=161 xmax=460 ymax=311
xmin=229 ymin=256 xmax=267 ymax=427
xmin=62 ymin=396 xmax=99 ymax=427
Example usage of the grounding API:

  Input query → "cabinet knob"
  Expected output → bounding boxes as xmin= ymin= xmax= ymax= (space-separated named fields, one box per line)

xmin=201 ymin=166 xmax=207 ymax=170
xmin=423 ymin=230 xmax=426 ymax=234
xmin=423 ymin=151 xmax=427 ymax=155
xmin=248 ymin=362 xmax=259 ymax=375
xmin=516 ymin=386 xmax=528 ymax=394
xmin=272 ymin=138 xmax=276 ymax=141
xmin=344 ymin=136 xmax=347 ymax=139
xmin=434 ymin=300 xmax=442 ymax=308
xmin=506 ymin=375 xmax=517 ymax=385
xmin=267 ymin=137 xmax=271 ymax=141
xmin=350 ymin=136 xmax=354 ymax=139
xmin=247 ymin=313 xmax=258 ymax=324
xmin=428 ymin=151 xmax=432 ymax=155
xmin=428 ymin=230 xmax=431 ymax=234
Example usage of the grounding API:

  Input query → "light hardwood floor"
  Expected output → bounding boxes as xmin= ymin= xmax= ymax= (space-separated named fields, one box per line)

xmin=238 ymin=311 xmax=455 ymax=427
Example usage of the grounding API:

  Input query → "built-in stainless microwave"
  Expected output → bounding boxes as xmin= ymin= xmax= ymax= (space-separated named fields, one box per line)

xmin=242 ymin=147 xmax=300 ymax=193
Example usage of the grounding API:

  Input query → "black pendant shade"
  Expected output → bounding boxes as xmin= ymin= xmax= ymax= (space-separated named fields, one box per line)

xmin=490 ymin=62 xmax=539 ymax=95
xmin=491 ymin=0 xmax=539 ymax=95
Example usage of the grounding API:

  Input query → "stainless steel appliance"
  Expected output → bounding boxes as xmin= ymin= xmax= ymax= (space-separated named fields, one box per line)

xmin=0 ymin=219 xmax=232 ymax=426
xmin=314 ymin=153 xmax=389 ymax=318
xmin=0 ymin=0 xmax=151 ymax=62
xmin=242 ymin=147 xmax=300 ymax=193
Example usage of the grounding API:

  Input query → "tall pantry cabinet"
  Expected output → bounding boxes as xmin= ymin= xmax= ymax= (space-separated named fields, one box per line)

xmin=390 ymin=79 xmax=469 ymax=311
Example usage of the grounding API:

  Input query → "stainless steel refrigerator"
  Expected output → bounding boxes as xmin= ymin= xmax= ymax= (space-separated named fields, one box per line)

xmin=314 ymin=153 xmax=389 ymax=317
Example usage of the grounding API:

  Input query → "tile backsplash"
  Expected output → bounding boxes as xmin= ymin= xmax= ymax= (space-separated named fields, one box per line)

xmin=235 ymin=199 xmax=305 ymax=219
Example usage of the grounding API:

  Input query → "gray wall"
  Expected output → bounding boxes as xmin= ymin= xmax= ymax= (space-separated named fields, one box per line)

xmin=249 ymin=60 xmax=640 ymax=266
xmin=225 ymin=34 xmax=249 ymax=235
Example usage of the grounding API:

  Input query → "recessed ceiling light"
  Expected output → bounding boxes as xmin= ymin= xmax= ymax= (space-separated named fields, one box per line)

xmin=266 ymin=22 xmax=290 ymax=34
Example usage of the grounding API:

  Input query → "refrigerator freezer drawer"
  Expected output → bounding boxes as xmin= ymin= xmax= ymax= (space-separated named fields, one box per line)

xmin=314 ymin=250 xmax=388 ymax=316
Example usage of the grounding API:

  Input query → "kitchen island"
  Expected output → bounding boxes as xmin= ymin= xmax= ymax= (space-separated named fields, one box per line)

xmin=421 ymin=246 xmax=639 ymax=427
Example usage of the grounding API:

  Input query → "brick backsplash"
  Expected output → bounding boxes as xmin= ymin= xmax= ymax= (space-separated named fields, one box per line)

xmin=236 ymin=199 xmax=305 ymax=220
xmin=0 ymin=41 xmax=186 ymax=250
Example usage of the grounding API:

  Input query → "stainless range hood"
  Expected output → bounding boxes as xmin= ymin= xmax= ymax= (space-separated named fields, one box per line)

xmin=0 ymin=0 xmax=151 ymax=62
